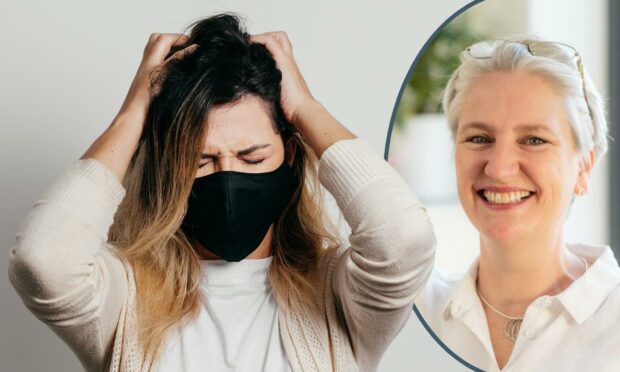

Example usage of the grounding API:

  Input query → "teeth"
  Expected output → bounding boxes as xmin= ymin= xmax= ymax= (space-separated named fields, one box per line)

xmin=482 ymin=190 xmax=532 ymax=204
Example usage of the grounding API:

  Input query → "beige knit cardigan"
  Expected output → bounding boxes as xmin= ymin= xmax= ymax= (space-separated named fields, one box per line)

xmin=9 ymin=139 xmax=436 ymax=372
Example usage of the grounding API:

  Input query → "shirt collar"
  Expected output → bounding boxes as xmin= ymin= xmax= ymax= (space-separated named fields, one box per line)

xmin=555 ymin=243 xmax=620 ymax=324
xmin=199 ymin=256 xmax=273 ymax=287
xmin=442 ymin=244 xmax=620 ymax=325
xmin=441 ymin=257 xmax=497 ymax=361
xmin=442 ymin=257 xmax=481 ymax=321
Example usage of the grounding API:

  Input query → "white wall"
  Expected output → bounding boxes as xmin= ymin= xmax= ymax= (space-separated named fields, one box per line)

xmin=0 ymin=0 xmax=472 ymax=371
xmin=527 ymin=0 xmax=610 ymax=247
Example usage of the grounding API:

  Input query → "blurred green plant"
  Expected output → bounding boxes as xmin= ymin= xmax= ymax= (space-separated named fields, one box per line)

xmin=395 ymin=15 xmax=485 ymax=128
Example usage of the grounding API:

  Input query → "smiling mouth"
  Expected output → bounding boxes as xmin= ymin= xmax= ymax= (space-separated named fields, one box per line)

xmin=477 ymin=190 xmax=535 ymax=205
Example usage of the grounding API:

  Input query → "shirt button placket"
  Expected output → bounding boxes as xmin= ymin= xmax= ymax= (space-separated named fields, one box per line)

xmin=523 ymin=328 xmax=536 ymax=339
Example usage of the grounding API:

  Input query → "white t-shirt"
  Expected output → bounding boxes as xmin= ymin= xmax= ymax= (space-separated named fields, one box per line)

xmin=155 ymin=256 xmax=291 ymax=372
xmin=415 ymin=243 xmax=620 ymax=372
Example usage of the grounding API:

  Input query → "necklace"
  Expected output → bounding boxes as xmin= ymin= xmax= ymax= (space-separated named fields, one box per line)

xmin=477 ymin=290 xmax=523 ymax=342
xmin=477 ymin=256 xmax=589 ymax=342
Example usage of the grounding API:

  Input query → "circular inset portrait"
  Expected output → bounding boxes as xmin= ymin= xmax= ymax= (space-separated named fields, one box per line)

xmin=387 ymin=0 xmax=620 ymax=371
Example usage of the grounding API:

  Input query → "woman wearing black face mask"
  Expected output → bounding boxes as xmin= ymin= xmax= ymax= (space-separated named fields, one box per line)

xmin=8 ymin=14 xmax=436 ymax=372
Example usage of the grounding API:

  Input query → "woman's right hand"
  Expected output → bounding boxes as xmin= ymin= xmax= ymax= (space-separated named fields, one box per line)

xmin=80 ymin=33 xmax=196 ymax=182
xmin=118 ymin=33 xmax=195 ymax=121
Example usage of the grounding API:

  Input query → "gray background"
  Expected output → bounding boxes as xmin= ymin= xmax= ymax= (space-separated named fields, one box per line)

xmin=0 ymin=0 xmax=471 ymax=371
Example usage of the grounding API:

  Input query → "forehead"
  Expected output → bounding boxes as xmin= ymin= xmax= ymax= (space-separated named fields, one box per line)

xmin=458 ymin=71 xmax=570 ymax=135
xmin=204 ymin=95 xmax=279 ymax=148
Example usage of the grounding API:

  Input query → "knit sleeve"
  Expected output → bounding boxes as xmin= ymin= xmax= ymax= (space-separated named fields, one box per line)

xmin=8 ymin=158 xmax=129 ymax=372
xmin=318 ymin=138 xmax=436 ymax=371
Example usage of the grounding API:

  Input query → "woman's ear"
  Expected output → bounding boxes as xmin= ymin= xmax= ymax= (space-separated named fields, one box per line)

xmin=285 ymin=137 xmax=297 ymax=166
xmin=575 ymin=149 xmax=596 ymax=195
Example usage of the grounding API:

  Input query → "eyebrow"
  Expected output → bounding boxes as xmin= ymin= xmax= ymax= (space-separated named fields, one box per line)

xmin=514 ymin=124 xmax=557 ymax=135
xmin=459 ymin=122 xmax=493 ymax=132
xmin=201 ymin=144 xmax=271 ymax=159
xmin=460 ymin=121 xmax=558 ymax=135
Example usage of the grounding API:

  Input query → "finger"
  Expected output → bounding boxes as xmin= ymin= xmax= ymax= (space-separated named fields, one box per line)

xmin=250 ymin=33 xmax=288 ymax=59
xmin=145 ymin=33 xmax=190 ymax=65
xmin=154 ymin=33 xmax=190 ymax=55
xmin=146 ymin=33 xmax=188 ymax=50
xmin=269 ymin=31 xmax=293 ymax=55
xmin=252 ymin=32 xmax=293 ymax=56
xmin=171 ymin=34 xmax=190 ymax=47
xmin=163 ymin=43 xmax=199 ymax=64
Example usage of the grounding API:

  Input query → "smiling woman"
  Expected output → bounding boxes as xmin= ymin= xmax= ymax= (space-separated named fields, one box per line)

xmin=414 ymin=36 xmax=620 ymax=372
xmin=455 ymin=70 xmax=594 ymax=242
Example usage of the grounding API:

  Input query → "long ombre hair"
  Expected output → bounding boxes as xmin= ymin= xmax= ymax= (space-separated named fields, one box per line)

xmin=108 ymin=13 xmax=339 ymax=365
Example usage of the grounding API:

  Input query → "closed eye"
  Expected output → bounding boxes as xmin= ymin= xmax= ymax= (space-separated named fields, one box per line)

xmin=242 ymin=158 xmax=265 ymax=165
xmin=198 ymin=158 xmax=266 ymax=168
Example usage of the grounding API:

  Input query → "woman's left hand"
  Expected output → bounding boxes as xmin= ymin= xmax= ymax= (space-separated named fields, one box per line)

xmin=251 ymin=32 xmax=356 ymax=157
xmin=250 ymin=32 xmax=314 ymax=124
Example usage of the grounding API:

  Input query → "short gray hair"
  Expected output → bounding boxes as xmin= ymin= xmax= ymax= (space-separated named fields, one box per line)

xmin=442 ymin=35 xmax=608 ymax=159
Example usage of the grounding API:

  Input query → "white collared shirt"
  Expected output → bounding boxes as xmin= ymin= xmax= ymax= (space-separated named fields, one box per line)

xmin=415 ymin=243 xmax=620 ymax=372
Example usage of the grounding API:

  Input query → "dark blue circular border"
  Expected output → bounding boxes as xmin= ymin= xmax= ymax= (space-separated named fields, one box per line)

xmin=383 ymin=1 xmax=486 ymax=371
xmin=383 ymin=0 xmax=483 ymax=159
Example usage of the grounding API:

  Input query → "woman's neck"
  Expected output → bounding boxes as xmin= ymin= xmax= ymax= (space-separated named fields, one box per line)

xmin=476 ymin=233 xmax=586 ymax=314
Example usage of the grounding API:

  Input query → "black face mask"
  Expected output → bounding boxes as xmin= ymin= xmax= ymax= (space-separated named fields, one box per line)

xmin=181 ymin=161 xmax=292 ymax=262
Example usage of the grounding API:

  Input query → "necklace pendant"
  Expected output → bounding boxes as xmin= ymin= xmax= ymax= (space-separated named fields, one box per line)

xmin=504 ymin=318 xmax=522 ymax=342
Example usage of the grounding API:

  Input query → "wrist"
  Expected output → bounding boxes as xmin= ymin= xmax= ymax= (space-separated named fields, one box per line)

xmin=290 ymin=98 xmax=323 ymax=127
xmin=113 ymin=107 xmax=147 ymax=130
